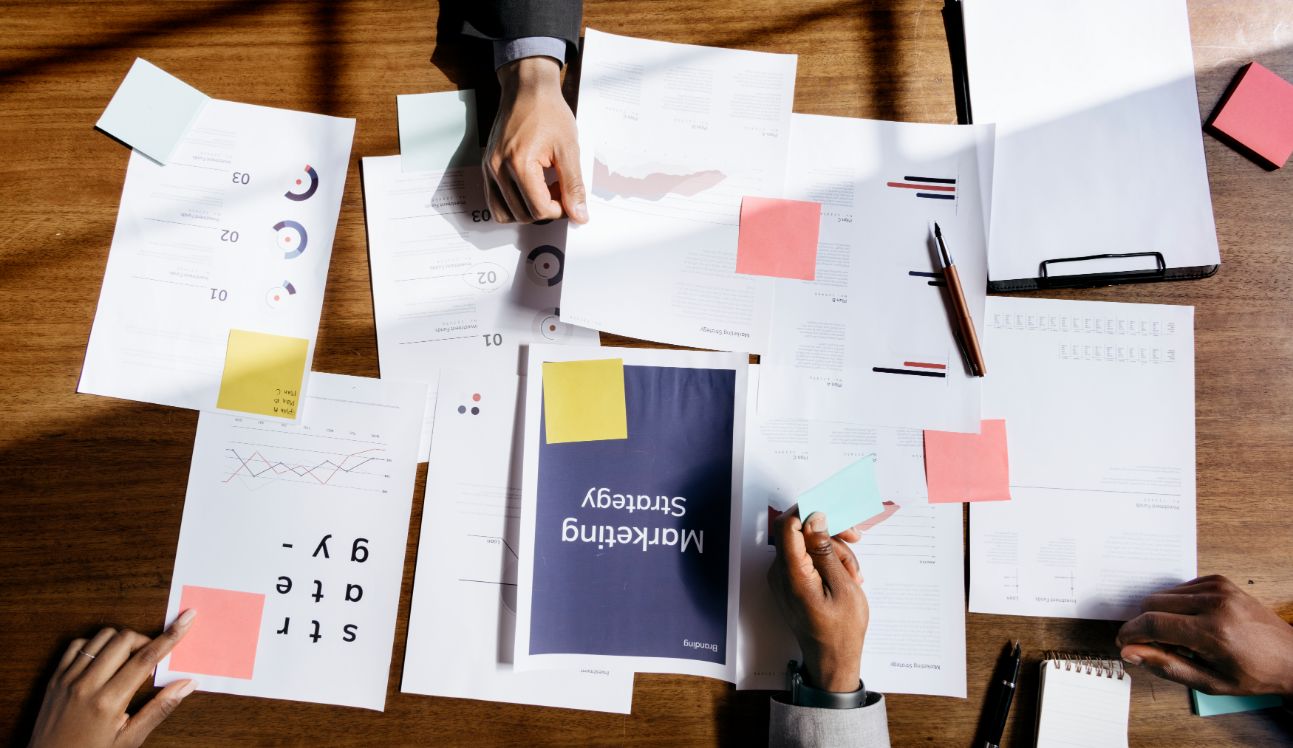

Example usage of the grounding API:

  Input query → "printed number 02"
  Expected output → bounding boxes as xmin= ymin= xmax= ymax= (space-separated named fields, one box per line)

xmin=477 ymin=270 xmax=497 ymax=285
xmin=472 ymin=209 xmax=491 ymax=223
xmin=483 ymin=333 xmax=503 ymax=347
xmin=220 ymin=229 xmax=239 ymax=243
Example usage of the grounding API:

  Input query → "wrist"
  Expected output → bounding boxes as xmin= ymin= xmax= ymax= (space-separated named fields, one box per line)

xmin=497 ymin=56 xmax=562 ymax=98
xmin=803 ymin=651 xmax=862 ymax=693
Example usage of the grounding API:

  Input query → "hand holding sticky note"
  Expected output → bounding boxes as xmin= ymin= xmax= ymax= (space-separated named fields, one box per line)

xmin=735 ymin=196 xmax=821 ymax=281
xmin=796 ymin=456 xmax=885 ymax=533
xmin=216 ymin=329 xmax=309 ymax=419
xmin=542 ymin=358 xmax=629 ymax=444
xmin=924 ymin=419 xmax=1011 ymax=503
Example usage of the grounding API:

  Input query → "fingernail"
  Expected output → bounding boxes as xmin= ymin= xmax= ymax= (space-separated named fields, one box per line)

xmin=573 ymin=201 xmax=588 ymax=223
xmin=1122 ymin=653 xmax=1141 ymax=665
xmin=806 ymin=513 xmax=826 ymax=533
xmin=176 ymin=680 xmax=198 ymax=699
xmin=176 ymin=608 xmax=197 ymax=628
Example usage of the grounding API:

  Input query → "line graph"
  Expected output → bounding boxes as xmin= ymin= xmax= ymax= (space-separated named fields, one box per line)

xmin=220 ymin=436 xmax=391 ymax=494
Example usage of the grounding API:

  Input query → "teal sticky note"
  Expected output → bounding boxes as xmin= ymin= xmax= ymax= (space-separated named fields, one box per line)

xmin=1191 ymin=691 xmax=1282 ymax=717
xmin=397 ymin=90 xmax=480 ymax=172
xmin=797 ymin=456 xmax=885 ymax=533
xmin=96 ymin=58 xmax=208 ymax=164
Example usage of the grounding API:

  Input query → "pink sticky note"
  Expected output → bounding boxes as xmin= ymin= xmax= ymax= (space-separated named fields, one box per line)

xmin=736 ymin=196 xmax=820 ymax=280
xmin=923 ymin=419 xmax=1011 ymax=503
xmin=168 ymin=585 xmax=265 ymax=679
xmin=1206 ymin=62 xmax=1293 ymax=169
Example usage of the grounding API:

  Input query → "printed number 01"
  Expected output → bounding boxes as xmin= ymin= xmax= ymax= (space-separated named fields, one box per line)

xmin=483 ymin=333 xmax=503 ymax=346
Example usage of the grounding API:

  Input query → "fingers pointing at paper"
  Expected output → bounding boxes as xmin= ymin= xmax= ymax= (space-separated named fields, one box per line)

xmin=30 ymin=610 xmax=198 ymax=748
xmin=1116 ymin=575 xmax=1293 ymax=697
xmin=767 ymin=510 xmax=868 ymax=693
xmin=487 ymin=57 xmax=588 ymax=225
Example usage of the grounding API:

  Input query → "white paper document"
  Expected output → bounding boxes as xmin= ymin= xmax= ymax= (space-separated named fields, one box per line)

xmin=759 ymin=114 xmax=992 ymax=432
xmin=362 ymin=155 xmax=598 ymax=458
xmin=970 ymin=296 xmax=1196 ymax=620
xmin=515 ymin=345 xmax=747 ymax=681
xmin=963 ymin=0 xmax=1219 ymax=285
xmin=559 ymin=29 xmax=797 ymax=353
xmin=155 ymin=373 xmax=426 ymax=710
xmin=81 ymin=100 xmax=354 ymax=412
xmin=401 ymin=368 xmax=634 ymax=712
xmin=738 ymin=367 xmax=966 ymax=697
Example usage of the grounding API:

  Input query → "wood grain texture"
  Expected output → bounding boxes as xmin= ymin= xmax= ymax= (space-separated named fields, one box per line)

xmin=0 ymin=1 xmax=1291 ymax=745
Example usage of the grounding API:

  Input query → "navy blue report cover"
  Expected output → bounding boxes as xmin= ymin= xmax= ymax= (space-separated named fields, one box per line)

xmin=529 ymin=364 xmax=736 ymax=664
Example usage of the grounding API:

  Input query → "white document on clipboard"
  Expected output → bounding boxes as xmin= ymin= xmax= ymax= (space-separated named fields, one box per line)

xmin=962 ymin=0 xmax=1220 ymax=289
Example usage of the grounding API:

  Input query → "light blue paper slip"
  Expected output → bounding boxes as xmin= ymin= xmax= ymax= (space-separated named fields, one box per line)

xmin=96 ymin=58 xmax=209 ymax=164
xmin=1191 ymin=691 xmax=1282 ymax=717
xmin=397 ymin=90 xmax=479 ymax=173
xmin=796 ymin=455 xmax=885 ymax=533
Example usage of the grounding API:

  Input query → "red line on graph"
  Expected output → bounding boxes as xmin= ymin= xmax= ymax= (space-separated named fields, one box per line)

xmin=902 ymin=361 xmax=947 ymax=370
xmin=223 ymin=448 xmax=382 ymax=486
xmin=886 ymin=182 xmax=956 ymax=192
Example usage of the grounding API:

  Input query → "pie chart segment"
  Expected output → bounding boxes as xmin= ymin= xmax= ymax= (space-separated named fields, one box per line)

xmin=284 ymin=164 xmax=319 ymax=201
xmin=274 ymin=220 xmax=308 ymax=259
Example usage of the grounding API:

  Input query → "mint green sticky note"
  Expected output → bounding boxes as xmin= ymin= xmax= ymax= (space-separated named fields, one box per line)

xmin=397 ymin=90 xmax=479 ymax=173
xmin=797 ymin=456 xmax=885 ymax=534
xmin=1191 ymin=691 xmax=1282 ymax=717
xmin=96 ymin=58 xmax=208 ymax=164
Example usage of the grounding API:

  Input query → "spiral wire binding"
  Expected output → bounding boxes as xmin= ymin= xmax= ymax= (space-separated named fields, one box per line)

xmin=1045 ymin=651 xmax=1126 ymax=680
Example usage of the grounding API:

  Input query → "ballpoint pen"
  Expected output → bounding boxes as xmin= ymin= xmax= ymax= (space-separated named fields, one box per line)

xmin=981 ymin=641 xmax=1022 ymax=748
xmin=933 ymin=222 xmax=987 ymax=377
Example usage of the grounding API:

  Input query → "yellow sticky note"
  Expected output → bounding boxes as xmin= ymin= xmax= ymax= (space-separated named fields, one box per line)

xmin=216 ymin=330 xmax=308 ymax=419
xmin=542 ymin=358 xmax=628 ymax=444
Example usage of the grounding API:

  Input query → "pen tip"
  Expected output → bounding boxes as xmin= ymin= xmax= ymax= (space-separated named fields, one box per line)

xmin=934 ymin=222 xmax=943 ymax=237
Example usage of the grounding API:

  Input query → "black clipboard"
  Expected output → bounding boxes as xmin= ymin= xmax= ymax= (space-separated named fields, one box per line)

xmin=942 ymin=0 xmax=1220 ymax=292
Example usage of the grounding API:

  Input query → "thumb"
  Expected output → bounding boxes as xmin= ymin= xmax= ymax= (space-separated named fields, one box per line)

xmin=554 ymin=143 xmax=588 ymax=224
xmin=803 ymin=512 xmax=855 ymax=594
xmin=118 ymin=679 xmax=197 ymax=747
xmin=1120 ymin=644 xmax=1228 ymax=694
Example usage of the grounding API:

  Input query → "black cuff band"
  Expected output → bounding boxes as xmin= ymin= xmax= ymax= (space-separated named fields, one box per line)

xmin=786 ymin=660 xmax=868 ymax=709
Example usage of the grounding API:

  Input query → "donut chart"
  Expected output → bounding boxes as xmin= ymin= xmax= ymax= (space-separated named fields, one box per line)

xmin=274 ymin=220 xmax=308 ymax=259
xmin=284 ymin=164 xmax=319 ymax=201
xmin=534 ymin=307 xmax=575 ymax=341
xmin=265 ymin=281 xmax=297 ymax=309
xmin=526 ymin=245 xmax=564 ymax=286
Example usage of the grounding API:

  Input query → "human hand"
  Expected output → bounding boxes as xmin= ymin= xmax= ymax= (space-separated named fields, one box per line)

xmin=30 ymin=610 xmax=197 ymax=748
xmin=485 ymin=56 xmax=586 ymax=225
xmin=767 ymin=510 xmax=869 ymax=692
xmin=1116 ymin=575 xmax=1293 ymax=697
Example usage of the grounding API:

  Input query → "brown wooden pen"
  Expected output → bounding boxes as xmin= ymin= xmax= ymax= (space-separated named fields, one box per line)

xmin=934 ymin=222 xmax=986 ymax=377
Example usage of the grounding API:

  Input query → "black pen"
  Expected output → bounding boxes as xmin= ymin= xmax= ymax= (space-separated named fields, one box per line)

xmin=981 ymin=641 xmax=1021 ymax=748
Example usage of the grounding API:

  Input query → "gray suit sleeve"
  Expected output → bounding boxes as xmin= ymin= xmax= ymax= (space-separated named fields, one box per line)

xmin=462 ymin=1 xmax=583 ymax=60
xmin=769 ymin=692 xmax=891 ymax=748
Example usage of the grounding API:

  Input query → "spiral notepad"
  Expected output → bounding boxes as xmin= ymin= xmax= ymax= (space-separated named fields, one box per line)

xmin=1036 ymin=653 xmax=1131 ymax=748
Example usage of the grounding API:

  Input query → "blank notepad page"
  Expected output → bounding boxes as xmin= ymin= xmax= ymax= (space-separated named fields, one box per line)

xmin=1036 ymin=661 xmax=1131 ymax=748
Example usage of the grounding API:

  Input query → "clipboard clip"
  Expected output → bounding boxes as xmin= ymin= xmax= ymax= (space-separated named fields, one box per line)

xmin=1037 ymin=251 xmax=1166 ymax=289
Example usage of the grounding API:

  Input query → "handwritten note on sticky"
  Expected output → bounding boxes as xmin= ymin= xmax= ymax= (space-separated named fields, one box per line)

xmin=924 ymin=419 xmax=1011 ymax=503
xmin=216 ymin=330 xmax=308 ymax=419
xmin=96 ymin=58 xmax=209 ymax=164
xmin=168 ymin=585 xmax=265 ymax=679
xmin=542 ymin=359 xmax=628 ymax=444
xmin=797 ymin=456 xmax=885 ymax=533
xmin=736 ymin=196 xmax=821 ymax=280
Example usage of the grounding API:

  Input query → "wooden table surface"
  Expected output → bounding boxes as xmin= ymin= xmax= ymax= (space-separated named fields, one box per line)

xmin=1 ymin=1 xmax=1291 ymax=745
